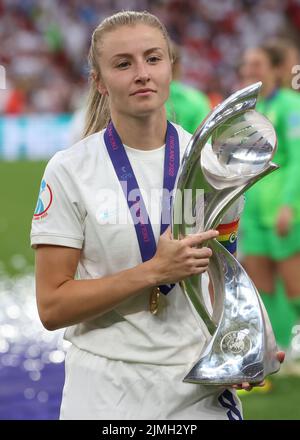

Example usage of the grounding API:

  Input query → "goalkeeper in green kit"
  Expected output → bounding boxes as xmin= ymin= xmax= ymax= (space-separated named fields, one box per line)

xmin=239 ymin=41 xmax=300 ymax=355
xmin=165 ymin=42 xmax=211 ymax=134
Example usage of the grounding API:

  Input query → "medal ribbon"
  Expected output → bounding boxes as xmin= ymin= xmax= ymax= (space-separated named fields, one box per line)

xmin=104 ymin=121 xmax=180 ymax=295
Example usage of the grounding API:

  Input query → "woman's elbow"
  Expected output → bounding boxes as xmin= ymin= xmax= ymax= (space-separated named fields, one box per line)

xmin=41 ymin=318 xmax=60 ymax=332
xmin=39 ymin=311 xmax=60 ymax=331
xmin=37 ymin=300 xmax=62 ymax=331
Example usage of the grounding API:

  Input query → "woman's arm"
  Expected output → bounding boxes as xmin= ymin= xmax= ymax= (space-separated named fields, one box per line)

xmin=35 ymin=229 xmax=218 ymax=330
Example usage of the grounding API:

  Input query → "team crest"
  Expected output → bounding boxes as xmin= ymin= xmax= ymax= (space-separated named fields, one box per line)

xmin=33 ymin=179 xmax=53 ymax=219
xmin=221 ymin=330 xmax=252 ymax=357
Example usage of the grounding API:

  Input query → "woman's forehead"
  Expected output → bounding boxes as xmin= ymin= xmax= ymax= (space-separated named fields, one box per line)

xmin=99 ymin=24 xmax=167 ymax=57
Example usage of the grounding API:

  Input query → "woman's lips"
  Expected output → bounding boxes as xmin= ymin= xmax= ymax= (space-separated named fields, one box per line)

xmin=131 ymin=89 xmax=156 ymax=96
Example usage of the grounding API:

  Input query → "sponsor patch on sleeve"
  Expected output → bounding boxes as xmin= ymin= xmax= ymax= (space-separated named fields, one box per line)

xmin=33 ymin=179 xmax=53 ymax=220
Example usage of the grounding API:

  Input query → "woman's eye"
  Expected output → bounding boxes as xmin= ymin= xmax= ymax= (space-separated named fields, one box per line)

xmin=147 ymin=56 xmax=161 ymax=63
xmin=116 ymin=61 xmax=130 ymax=69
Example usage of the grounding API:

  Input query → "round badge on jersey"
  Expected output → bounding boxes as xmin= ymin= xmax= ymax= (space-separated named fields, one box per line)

xmin=33 ymin=179 xmax=53 ymax=219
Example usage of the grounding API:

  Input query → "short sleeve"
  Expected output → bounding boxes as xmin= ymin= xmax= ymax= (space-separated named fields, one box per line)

xmin=30 ymin=153 xmax=86 ymax=249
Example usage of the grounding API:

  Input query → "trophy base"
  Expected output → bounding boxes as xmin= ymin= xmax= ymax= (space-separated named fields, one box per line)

xmin=182 ymin=240 xmax=281 ymax=386
xmin=183 ymin=353 xmax=280 ymax=385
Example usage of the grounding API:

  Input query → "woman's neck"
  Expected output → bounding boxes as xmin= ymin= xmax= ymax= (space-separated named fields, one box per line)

xmin=110 ymin=109 xmax=168 ymax=150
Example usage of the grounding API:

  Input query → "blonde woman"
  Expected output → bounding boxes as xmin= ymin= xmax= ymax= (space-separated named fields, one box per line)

xmin=31 ymin=11 xmax=283 ymax=420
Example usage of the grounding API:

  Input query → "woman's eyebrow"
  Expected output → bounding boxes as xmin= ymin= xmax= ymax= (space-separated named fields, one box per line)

xmin=110 ymin=47 xmax=164 ymax=61
xmin=144 ymin=47 xmax=164 ymax=54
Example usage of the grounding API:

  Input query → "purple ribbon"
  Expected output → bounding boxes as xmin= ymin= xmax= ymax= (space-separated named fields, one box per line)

xmin=104 ymin=121 xmax=180 ymax=295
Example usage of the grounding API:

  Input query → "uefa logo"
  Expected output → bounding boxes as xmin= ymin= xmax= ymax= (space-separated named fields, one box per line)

xmin=33 ymin=179 xmax=53 ymax=219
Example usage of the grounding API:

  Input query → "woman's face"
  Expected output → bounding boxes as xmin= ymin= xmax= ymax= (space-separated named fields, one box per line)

xmin=240 ymin=49 xmax=277 ymax=88
xmin=96 ymin=24 xmax=172 ymax=119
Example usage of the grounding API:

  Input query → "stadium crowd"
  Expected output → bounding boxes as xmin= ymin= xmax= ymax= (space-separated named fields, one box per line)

xmin=1 ymin=0 xmax=300 ymax=114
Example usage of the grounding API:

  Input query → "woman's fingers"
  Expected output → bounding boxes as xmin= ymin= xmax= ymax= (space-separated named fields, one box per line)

xmin=232 ymin=382 xmax=252 ymax=391
xmin=232 ymin=380 xmax=266 ymax=391
xmin=277 ymin=351 xmax=285 ymax=363
xmin=183 ymin=230 xmax=219 ymax=247
xmin=154 ymin=229 xmax=218 ymax=283
xmin=194 ymin=258 xmax=210 ymax=267
xmin=189 ymin=247 xmax=212 ymax=259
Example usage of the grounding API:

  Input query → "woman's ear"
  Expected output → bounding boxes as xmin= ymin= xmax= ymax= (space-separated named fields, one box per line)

xmin=98 ymin=81 xmax=109 ymax=96
xmin=92 ymin=72 xmax=108 ymax=96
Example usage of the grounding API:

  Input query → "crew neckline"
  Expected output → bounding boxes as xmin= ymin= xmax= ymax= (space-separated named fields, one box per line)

xmin=124 ymin=144 xmax=165 ymax=155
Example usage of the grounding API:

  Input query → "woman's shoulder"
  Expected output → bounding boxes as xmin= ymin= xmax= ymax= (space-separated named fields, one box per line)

xmin=47 ymin=131 xmax=105 ymax=171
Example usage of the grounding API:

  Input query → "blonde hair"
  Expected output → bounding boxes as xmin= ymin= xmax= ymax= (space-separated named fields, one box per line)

xmin=83 ymin=10 xmax=173 ymax=138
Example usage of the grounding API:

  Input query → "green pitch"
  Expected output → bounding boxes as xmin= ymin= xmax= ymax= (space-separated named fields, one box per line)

xmin=240 ymin=375 xmax=300 ymax=420
xmin=0 ymin=160 xmax=47 ymax=275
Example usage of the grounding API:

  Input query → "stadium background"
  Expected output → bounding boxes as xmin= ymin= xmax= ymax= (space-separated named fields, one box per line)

xmin=1 ymin=0 xmax=300 ymax=420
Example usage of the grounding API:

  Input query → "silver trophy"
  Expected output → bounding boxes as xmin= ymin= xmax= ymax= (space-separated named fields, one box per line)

xmin=172 ymin=82 xmax=281 ymax=385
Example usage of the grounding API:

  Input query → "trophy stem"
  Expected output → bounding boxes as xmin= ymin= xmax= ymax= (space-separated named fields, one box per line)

xmin=180 ymin=279 xmax=217 ymax=335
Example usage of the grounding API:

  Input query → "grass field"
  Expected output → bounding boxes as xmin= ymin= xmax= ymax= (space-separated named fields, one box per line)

xmin=0 ymin=160 xmax=300 ymax=419
xmin=0 ymin=160 xmax=46 ymax=275
xmin=240 ymin=375 xmax=300 ymax=419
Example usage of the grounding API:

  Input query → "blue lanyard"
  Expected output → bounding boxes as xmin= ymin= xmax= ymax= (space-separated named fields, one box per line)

xmin=104 ymin=121 xmax=180 ymax=295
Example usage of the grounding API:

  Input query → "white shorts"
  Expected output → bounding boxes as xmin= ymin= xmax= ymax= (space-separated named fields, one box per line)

xmin=59 ymin=344 xmax=243 ymax=420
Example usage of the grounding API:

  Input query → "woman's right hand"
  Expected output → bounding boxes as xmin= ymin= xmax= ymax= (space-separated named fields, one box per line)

xmin=150 ymin=227 xmax=219 ymax=285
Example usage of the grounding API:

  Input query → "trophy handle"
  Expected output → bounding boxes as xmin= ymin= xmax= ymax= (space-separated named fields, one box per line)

xmin=183 ymin=239 xmax=280 ymax=385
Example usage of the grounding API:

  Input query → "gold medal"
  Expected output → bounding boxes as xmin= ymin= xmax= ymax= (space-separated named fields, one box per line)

xmin=150 ymin=287 xmax=161 ymax=315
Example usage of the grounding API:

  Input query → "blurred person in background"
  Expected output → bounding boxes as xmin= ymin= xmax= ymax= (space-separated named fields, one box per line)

xmin=239 ymin=42 xmax=300 ymax=359
xmin=279 ymin=39 xmax=300 ymax=88
xmin=166 ymin=42 xmax=211 ymax=134
xmin=1 ymin=0 xmax=292 ymax=118
xmin=3 ymin=77 xmax=28 ymax=114
xmin=262 ymin=37 xmax=300 ymax=89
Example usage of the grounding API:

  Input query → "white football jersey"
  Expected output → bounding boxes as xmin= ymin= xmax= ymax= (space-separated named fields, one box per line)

xmin=31 ymin=123 xmax=244 ymax=420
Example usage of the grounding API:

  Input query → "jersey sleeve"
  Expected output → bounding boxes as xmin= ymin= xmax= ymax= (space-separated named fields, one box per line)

xmin=30 ymin=153 xmax=86 ymax=249
xmin=281 ymin=107 xmax=300 ymax=208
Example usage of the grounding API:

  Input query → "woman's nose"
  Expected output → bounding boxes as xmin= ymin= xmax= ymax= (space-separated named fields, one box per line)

xmin=135 ymin=61 xmax=150 ymax=83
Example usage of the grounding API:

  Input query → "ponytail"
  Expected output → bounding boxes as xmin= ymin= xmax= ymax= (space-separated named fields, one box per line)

xmin=83 ymin=80 xmax=110 ymax=138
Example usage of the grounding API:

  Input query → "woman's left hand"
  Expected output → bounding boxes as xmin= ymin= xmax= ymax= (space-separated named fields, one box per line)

xmin=232 ymin=351 xmax=285 ymax=391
